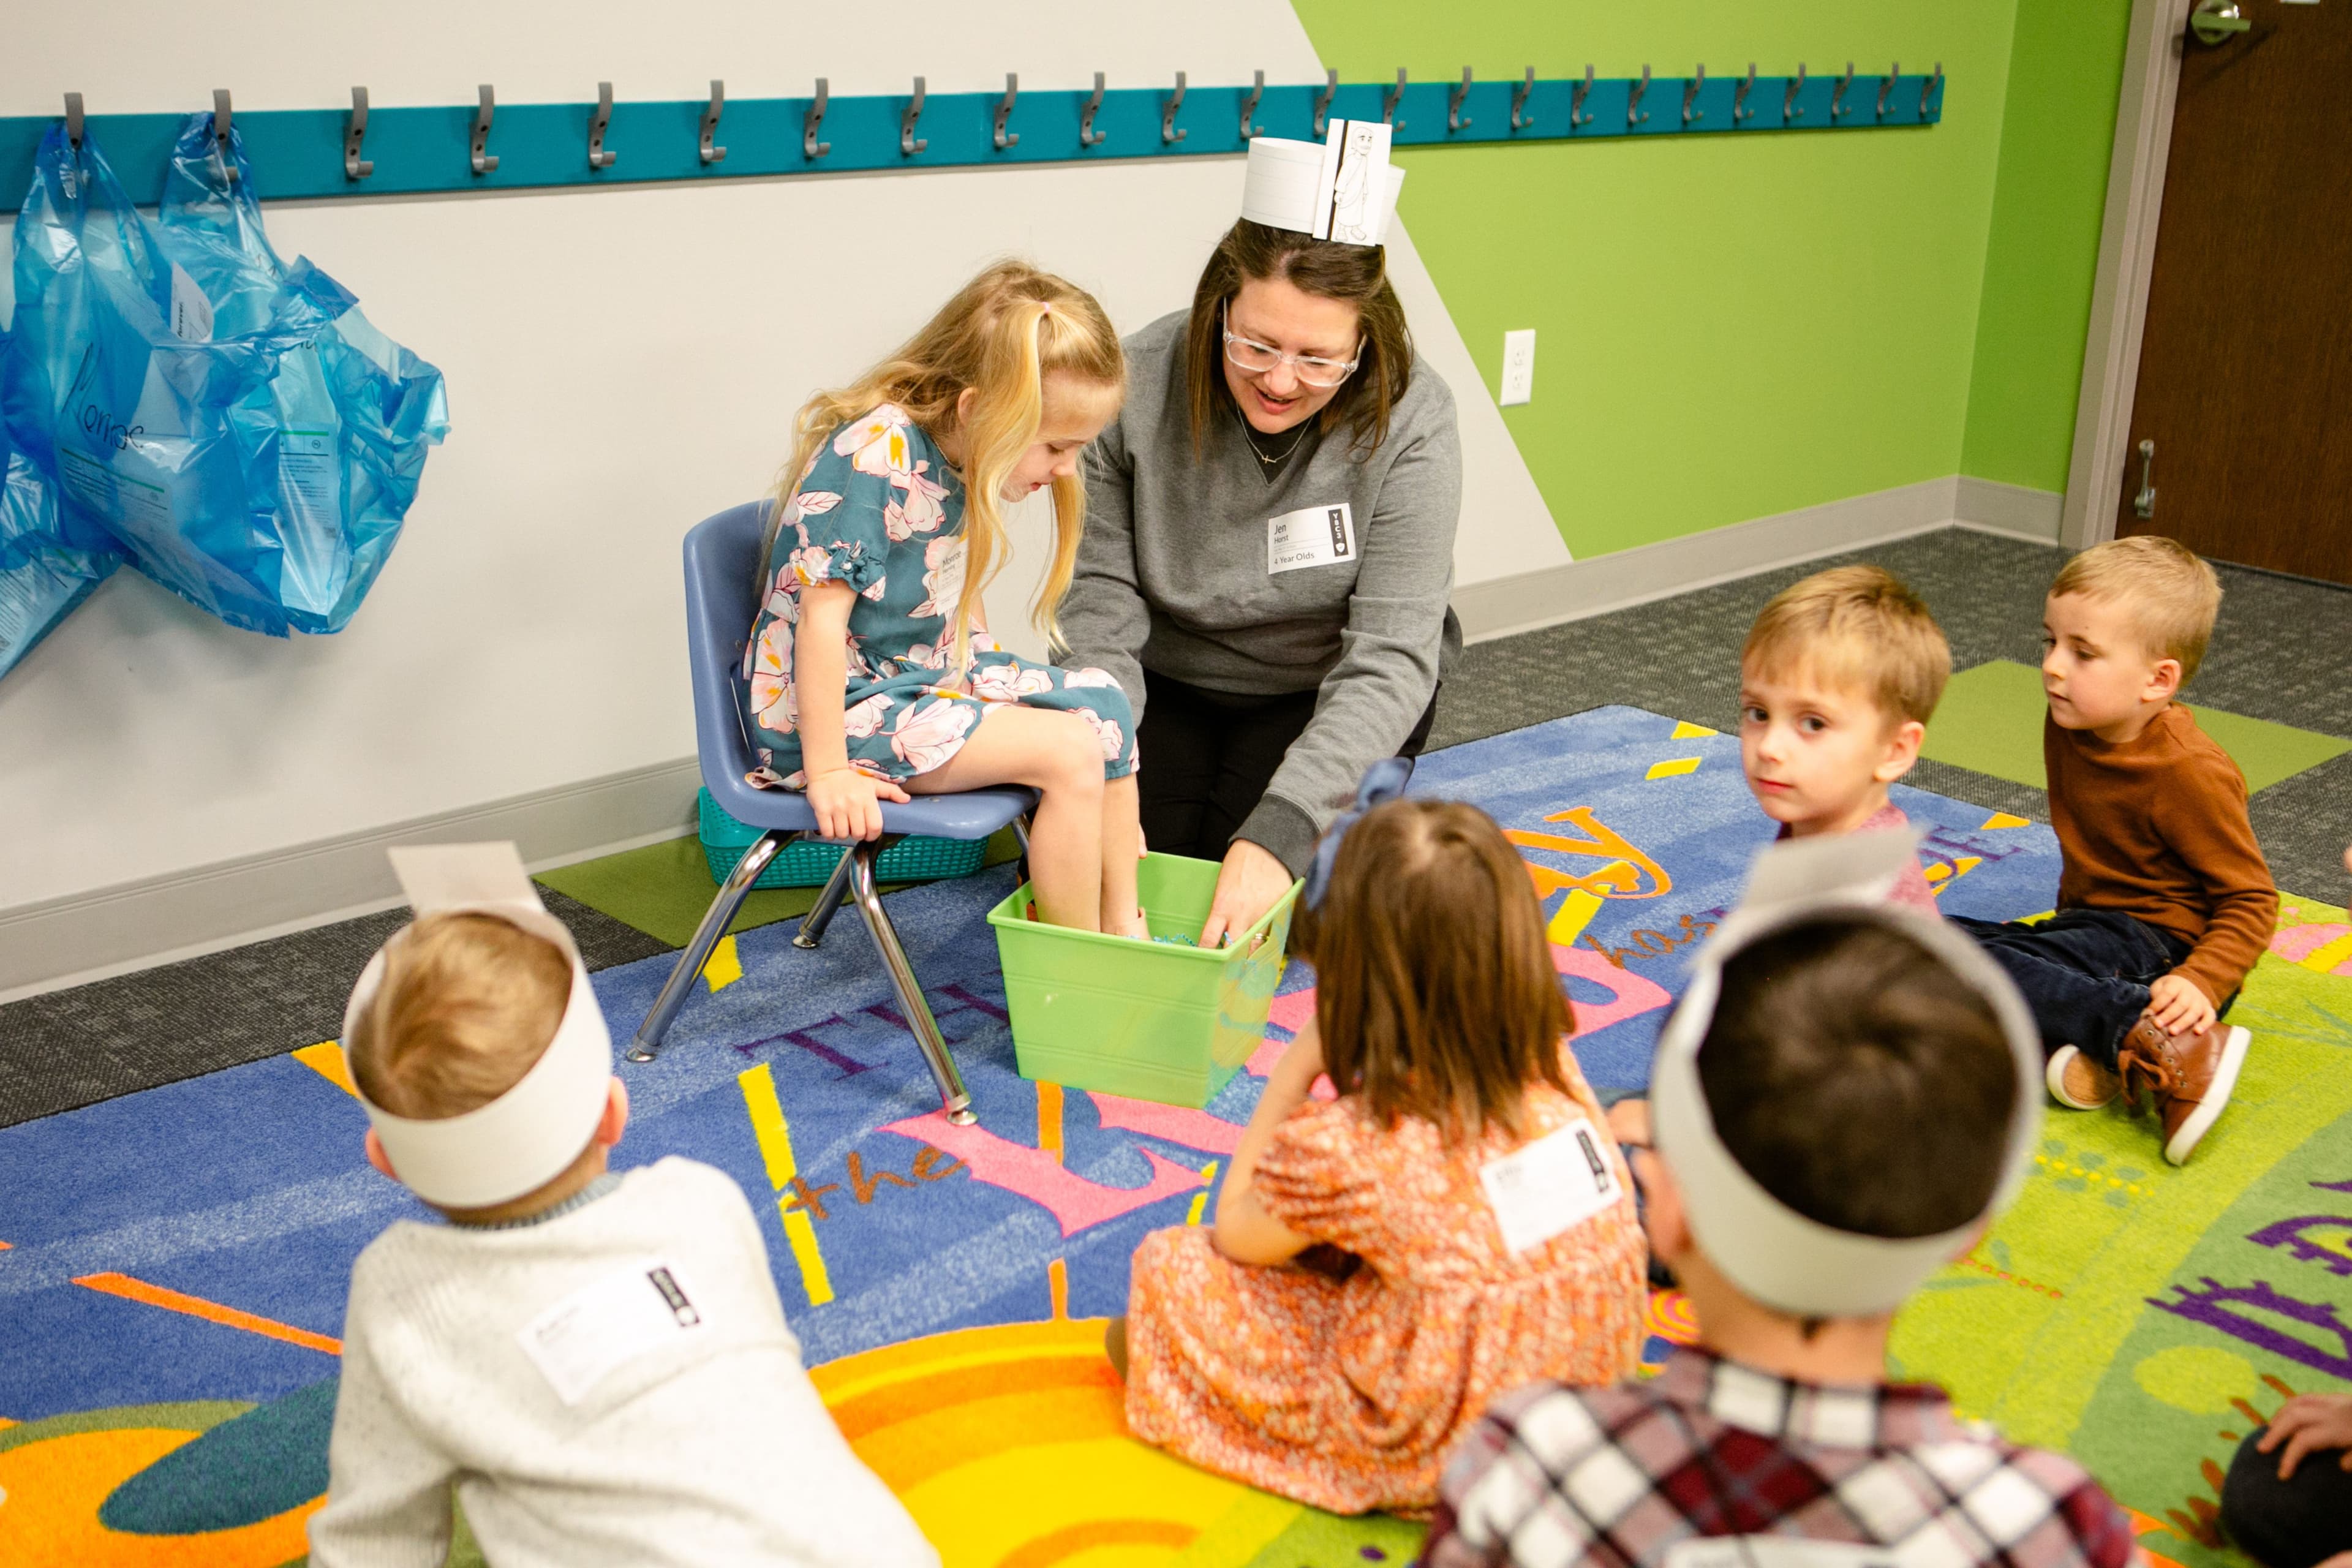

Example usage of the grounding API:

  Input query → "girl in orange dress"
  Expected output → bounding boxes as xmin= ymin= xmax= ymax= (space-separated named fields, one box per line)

xmin=1116 ymin=762 xmax=1649 ymax=1515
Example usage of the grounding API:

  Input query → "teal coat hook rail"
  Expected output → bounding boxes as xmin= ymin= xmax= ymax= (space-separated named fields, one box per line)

xmin=1 ymin=64 xmax=1944 ymax=212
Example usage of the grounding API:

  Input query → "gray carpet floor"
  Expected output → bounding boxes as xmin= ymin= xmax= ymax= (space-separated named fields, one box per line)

xmin=2 ymin=526 xmax=2343 ymax=1128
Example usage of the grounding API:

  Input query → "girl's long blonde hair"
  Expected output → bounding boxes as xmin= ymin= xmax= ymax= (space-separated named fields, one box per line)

xmin=767 ymin=260 xmax=1125 ymax=670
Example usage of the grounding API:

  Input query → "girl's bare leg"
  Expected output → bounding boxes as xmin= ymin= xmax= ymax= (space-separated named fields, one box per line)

xmin=1101 ymin=774 xmax=1147 ymax=938
xmin=906 ymin=706 xmax=1105 ymax=930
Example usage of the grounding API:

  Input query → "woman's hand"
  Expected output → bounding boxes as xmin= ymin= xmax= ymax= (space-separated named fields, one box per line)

xmin=807 ymin=766 xmax=909 ymax=842
xmin=2257 ymin=1393 xmax=2352 ymax=1480
xmin=1199 ymin=838 xmax=1298 ymax=949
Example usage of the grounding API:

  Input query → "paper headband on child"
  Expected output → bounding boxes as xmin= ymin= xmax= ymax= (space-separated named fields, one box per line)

xmin=342 ymin=843 xmax=615 ymax=1209
xmin=1303 ymin=756 xmax=1415 ymax=910
xmin=1648 ymin=831 xmax=2045 ymax=1318
xmin=1241 ymin=120 xmax=1407 ymax=247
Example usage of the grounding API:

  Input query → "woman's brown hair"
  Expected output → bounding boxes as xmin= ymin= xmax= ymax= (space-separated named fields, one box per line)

xmin=1185 ymin=219 xmax=1413 ymax=459
xmin=1292 ymin=799 xmax=1574 ymax=1144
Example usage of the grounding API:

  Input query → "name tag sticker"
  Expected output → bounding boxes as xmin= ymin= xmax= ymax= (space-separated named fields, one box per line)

xmin=518 ymin=1259 xmax=707 ymax=1406
xmin=1267 ymin=501 xmax=1355 ymax=575
xmin=1663 ymin=1541 xmax=1899 ymax=1568
xmin=1479 ymin=1117 xmax=1621 ymax=1254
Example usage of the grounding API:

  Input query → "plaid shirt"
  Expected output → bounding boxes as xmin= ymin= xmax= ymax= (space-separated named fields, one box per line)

xmin=1424 ymin=1347 xmax=2136 ymax=1568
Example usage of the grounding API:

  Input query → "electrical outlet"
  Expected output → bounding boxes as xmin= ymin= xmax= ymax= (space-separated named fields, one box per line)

xmin=1499 ymin=329 xmax=1536 ymax=406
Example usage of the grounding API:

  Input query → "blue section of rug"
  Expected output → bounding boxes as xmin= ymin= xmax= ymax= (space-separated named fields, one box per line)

xmin=0 ymin=707 xmax=2064 ymax=1425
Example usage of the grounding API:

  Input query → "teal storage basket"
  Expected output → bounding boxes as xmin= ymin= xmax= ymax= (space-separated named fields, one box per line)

xmin=696 ymin=789 xmax=993 ymax=889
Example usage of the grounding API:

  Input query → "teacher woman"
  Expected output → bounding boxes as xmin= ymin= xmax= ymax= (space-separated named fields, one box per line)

xmin=1059 ymin=121 xmax=1463 ymax=945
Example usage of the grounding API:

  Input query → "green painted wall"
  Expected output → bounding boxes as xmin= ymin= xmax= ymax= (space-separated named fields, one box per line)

xmin=1959 ymin=0 xmax=2132 ymax=492
xmin=1291 ymin=1 xmax=2025 ymax=559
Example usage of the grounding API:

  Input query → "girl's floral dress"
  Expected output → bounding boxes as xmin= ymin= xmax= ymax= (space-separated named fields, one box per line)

xmin=1122 ymin=1062 xmax=1648 ymax=1517
xmin=741 ymin=405 xmax=1136 ymax=790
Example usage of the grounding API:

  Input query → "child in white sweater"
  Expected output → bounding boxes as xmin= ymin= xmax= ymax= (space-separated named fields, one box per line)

xmin=309 ymin=845 xmax=934 ymax=1568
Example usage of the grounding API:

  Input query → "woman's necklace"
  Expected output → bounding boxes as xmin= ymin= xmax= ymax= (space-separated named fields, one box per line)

xmin=1237 ymin=407 xmax=1313 ymax=470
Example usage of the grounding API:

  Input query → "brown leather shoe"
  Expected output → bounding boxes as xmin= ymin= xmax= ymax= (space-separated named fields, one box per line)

xmin=2117 ymin=1019 xmax=2251 ymax=1166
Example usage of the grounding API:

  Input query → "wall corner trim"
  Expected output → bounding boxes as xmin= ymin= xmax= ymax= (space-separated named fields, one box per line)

xmin=0 ymin=757 xmax=701 ymax=1001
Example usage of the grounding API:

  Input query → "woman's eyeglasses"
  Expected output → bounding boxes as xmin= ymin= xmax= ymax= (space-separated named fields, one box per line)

xmin=1221 ymin=306 xmax=1362 ymax=388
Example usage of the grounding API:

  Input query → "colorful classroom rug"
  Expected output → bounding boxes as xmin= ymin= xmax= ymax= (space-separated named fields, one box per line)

xmin=1 ymin=705 xmax=2345 ymax=1567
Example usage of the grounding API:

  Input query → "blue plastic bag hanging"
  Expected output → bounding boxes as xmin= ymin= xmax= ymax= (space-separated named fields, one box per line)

xmin=6 ymin=116 xmax=448 ymax=638
xmin=0 ymin=325 xmax=119 ymax=679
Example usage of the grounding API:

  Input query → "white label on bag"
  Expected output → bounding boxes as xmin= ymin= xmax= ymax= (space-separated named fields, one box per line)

xmin=276 ymin=430 xmax=339 ymax=521
xmin=1267 ymin=501 xmax=1354 ymax=575
xmin=1479 ymin=1116 xmax=1621 ymax=1254
xmin=518 ymin=1259 xmax=707 ymax=1406
xmin=167 ymin=263 xmax=214 ymax=344
xmin=58 ymin=447 xmax=170 ymax=532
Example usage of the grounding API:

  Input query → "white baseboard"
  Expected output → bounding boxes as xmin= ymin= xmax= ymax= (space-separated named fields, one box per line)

xmin=1453 ymin=475 xmax=2066 ymax=644
xmin=0 ymin=758 xmax=700 ymax=1001
xmin=1953 ymin=475 xmax=2067 ymax=543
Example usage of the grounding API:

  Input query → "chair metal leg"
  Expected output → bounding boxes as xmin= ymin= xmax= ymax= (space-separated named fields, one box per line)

xmin=848 ymin=844 xmax=976 ymax=1125
xmin=792 ymin=838 xmax=859 ymax=950
xmin=1013 ymin=813 xmax=1032 ymax=857
xmin=624 ymin=829 xmax=788 ymax=1064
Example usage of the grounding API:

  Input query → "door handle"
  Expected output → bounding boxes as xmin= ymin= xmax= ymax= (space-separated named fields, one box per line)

xmin=2190 ymin=0 xmax=2252 ymax=47
xmin=2133 ymin=438 xmax=2158 ymax=519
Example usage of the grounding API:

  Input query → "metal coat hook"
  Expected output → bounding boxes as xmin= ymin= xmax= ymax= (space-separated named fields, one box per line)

xmin=1161 ymin=72 xmax=1186 ymax=144
xmin=804 ymin=78 xmax=831 ymax=159
xmin=1830 ymin=62 xmax=1856 ymax=119
xmin=1784 ymin=62 xmax=1808 ymax=121
xmin=472 ymin=85 xmax=499 ymax=175
xmin=1875 ymin=61 xmax=1901 ymax=118
xmin=587 ymin=81 xmax=617 ymax=170
xmin=1628 ymin=65 xmax=1651 ymax=127
xmin=1681 ymin=63 xmax=1706 ymax=125
xmin=1733 ymin=63 xmax=1757 ymax=123
xmin=1920 ymin=61 xmax=1943 ymax=118
xmin=345 ymin=87 xmax=374 ymax=179
xmin=700 ymin=80 xmax=726 ymax=164
xmin=1080 ymin=72 xmax=1107 ymax=146
xmin=993 ymin=74 xmax=1019 ymax=151
xmin=212 ymin=89 xmax=238 ymax=181
xmin=63 ymin=92 xmax=85 ymax=153
xmin=1510 ymin=67 xmax=1535 ymax=130
xmin=1449 ymin=67 xmax=1473 ymax=132
xmin=1240 ymin=69 xmax=1263 ymax=141
xmin=901 ymin=77 xmax=927 ymax=156
xmin=1312 ymin=68 xmax=1337 ymax=137
xmin=1571 ymin=65 xmax=1596 ymax=127
xmin=1382 ymin=68 xmax=1407 ymax=129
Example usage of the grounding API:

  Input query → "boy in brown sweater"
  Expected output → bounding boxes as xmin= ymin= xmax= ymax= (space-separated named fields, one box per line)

xmin=1954 ymin=537 xmax=2274 ymax=1165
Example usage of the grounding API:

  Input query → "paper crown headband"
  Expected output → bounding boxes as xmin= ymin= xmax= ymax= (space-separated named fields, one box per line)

xmin=342 ymin=843 xmax=615 ymax=1208
xmin=1240 ymin=119 xmax=1406 ymax=247
xmin=1649 ymin=831 xmax=2045 ymax=1318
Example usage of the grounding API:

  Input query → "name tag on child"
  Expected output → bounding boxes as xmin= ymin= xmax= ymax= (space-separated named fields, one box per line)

xmin=519 ymin=1259 xmax=707 ymax=1406
xmin=1267 ymin=502 xmax=1355 ymax=575
xmin=1479 ymin=1117 xmax=1621 ymax=1254
xmin=1664 ymin=1541 xmax=1898 ymax=1568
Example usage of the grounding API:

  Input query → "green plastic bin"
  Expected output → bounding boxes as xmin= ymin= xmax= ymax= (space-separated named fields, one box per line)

xmin=986 ymin=853 xmax=1299 ymax=1108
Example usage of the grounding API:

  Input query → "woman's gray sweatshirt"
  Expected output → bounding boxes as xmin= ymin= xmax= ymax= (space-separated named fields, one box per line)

xmin=1061 ymin=309 xmax=1463 ymax=875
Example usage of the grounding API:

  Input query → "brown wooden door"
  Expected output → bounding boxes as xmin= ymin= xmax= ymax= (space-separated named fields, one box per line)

xmin=2120 ymin=0 xmax=2352 ymax=584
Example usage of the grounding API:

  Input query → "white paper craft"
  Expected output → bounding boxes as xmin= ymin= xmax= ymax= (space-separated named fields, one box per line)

xmin=344 ymin=842 xmax=616 ymax=1209
xmin=1648 ymin=834 xmax=2044 ymax=1317
xmin=1240 ymin=120 xmax=1406 ymax=247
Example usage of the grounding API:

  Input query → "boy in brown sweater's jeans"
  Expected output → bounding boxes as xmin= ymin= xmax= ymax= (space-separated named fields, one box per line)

xmin=1954 ymin=537 xmax=2274 ymax=1166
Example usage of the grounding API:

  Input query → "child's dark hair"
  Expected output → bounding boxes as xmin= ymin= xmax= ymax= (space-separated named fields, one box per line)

xmin=1292 ymin=798 xmax=1574 ymax=1144
xmin=1699 ymin=916 xmax=2016 ymax=1239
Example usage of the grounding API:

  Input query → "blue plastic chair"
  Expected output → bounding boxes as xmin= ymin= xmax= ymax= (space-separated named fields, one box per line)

xmin=622 ymin=501 xmax=1033 ymax=1125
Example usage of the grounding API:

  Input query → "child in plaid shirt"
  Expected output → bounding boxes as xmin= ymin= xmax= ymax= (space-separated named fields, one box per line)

xmin=1424 ymin=905 xmax=2135 ymax=1567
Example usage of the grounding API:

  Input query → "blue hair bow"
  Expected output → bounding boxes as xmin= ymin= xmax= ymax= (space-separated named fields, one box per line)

xmin=1303 ymin=756 xmax=1416 ymax=911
